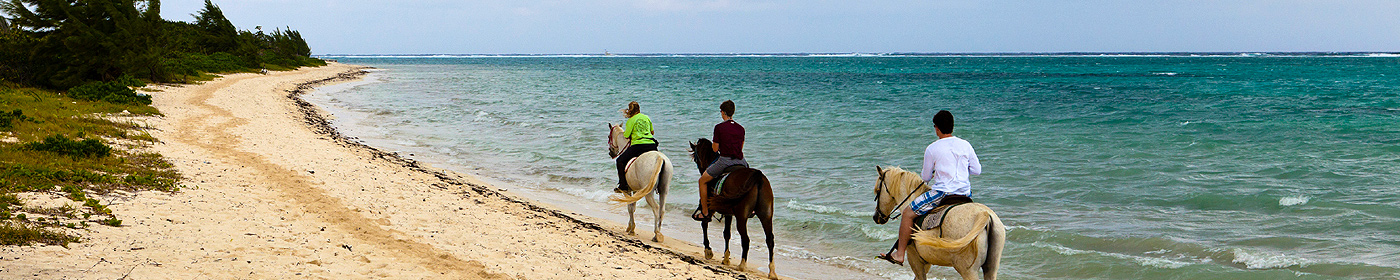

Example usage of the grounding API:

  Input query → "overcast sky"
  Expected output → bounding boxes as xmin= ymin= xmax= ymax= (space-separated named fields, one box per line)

xmin=158 ymin=0 xmax=1400 ymax=55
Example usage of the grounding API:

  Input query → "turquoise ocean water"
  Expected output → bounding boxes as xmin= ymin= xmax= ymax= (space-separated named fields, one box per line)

xmin=313 ymin=55 xmax=1400 ymax=279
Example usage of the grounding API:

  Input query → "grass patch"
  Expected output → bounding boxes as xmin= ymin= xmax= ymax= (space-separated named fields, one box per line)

xmin=21 ymin=134 xmax=112 ymax=158
xmin=1 ymin=222 xmax=79 ymax=247
xmin=0 ymin=84 xmax=181 ymax=246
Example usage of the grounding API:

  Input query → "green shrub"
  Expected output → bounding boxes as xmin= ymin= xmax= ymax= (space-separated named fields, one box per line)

xmin=83 ymin=198 xmax=109 ymax=214
xmin=21 ymin=134 xmax=112 ymax=158
xmin=0 ymin=109 xmax=28 ymax=130
xmin=62 ymin=185 xmax=85 ymax=201
xmin=0 ymin=193 xmax=18 ymax=209
xmin=0 ymin=222 xmax=78 ymax=246
xmin=112 ymin=75 xmax=146 ymax=88
xmin=100 ymin=217 xmax=121 ymax=227
xmin=66 ymin=81 xmax=151 ymax=105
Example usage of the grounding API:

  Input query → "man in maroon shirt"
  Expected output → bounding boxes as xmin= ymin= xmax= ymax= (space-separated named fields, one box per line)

xmin=694 ymin=100 xmax=747 ymax=220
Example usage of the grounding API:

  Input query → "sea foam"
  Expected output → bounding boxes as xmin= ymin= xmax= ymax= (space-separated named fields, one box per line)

xmin=1231 ymin=248 xmax=1311 ymax=269
xmin=1279 ymin=195 xmax=1310 ymax=206
xmin=1033 ymin=242 xmax=1202 ymax=269
xmin=785 ymin=200 xmax=869 ymax=217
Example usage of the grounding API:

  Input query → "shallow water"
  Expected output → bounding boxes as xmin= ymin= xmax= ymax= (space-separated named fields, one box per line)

xmin=313 ymin=55 xmax=1400 ymax=279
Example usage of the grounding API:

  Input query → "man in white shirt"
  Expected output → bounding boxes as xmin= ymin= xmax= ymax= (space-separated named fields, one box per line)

xmin=880 ymin=110 xmax=982 ymax=265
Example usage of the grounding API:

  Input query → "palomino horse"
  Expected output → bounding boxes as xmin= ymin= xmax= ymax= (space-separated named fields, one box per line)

xmin=873 ymin=166 xmax=1005 ymax=280
xmin=607 ymin=123 xmax=673 ymax=242
xmin=688 ymin=138 xmax=777 ymax=279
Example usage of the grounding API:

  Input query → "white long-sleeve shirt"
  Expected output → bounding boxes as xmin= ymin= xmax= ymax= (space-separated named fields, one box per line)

xmin=921 ymin=136 xmax=981 ymax=196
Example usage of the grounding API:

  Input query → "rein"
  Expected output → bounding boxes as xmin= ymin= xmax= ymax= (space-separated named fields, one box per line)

xmin=876 ymin=172 xmax=924 ymax=222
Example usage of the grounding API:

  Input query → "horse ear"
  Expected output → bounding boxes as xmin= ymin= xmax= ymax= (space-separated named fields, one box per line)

xmin=875 ymin=165 xmax=883 ymax=174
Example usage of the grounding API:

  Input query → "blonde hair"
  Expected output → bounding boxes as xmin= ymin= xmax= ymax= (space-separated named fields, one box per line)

xmin=625 ymin=101 xmax=641 ymax=117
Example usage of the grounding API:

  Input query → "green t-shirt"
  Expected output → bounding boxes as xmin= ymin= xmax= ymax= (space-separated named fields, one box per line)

xmin=624 ymin=113 xmax=656 ymax=145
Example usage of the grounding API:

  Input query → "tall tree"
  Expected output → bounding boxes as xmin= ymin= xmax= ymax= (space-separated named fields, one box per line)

xmin=1 ymin=0 xmax=166 ymax=88
xmin=192 ymin=0 xmax=235 ymax=53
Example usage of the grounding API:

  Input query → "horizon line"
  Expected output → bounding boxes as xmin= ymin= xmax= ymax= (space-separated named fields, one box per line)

xmin=315 ymin=51 xmax=1400 ymax=58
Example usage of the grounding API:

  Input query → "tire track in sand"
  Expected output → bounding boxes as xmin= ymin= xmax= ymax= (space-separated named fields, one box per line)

xmin=169 ymin=70 xmax=504 ymax=279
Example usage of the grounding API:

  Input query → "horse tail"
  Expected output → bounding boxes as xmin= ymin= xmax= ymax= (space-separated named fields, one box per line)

xmin=911 ymin=210 xmax=991 ymax=250
xmin=610 ymin=153 xmax=665 ymax=204
xmin=982 ymin=211 xmax=1006 ymax=279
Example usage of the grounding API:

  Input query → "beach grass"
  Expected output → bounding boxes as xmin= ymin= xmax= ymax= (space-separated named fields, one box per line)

xmin=0 ymin=83 xmax=181 ymax=246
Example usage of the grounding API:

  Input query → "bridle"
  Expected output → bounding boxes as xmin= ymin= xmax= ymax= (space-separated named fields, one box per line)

xmin=874 ymin=170 xmax=923 ymax=223
xmin=607 ymin=125 xmax=627 ymax=159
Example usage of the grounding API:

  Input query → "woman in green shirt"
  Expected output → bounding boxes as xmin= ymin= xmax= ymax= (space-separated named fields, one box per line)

xmin=615 ymin=101 xmax=658 ymax=193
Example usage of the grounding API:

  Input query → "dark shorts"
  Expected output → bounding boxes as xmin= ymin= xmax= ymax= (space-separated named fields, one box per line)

xmin=704 ymin=156 xmax=747 ymax=178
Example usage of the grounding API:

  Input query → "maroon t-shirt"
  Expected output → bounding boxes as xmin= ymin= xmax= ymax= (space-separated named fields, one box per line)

xmin=713 ymin=120 xmax=744 ymax=159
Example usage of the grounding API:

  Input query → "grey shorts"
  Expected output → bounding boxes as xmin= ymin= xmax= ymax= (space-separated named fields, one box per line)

xmin=705 ymin=156 xmax=748 ymax=178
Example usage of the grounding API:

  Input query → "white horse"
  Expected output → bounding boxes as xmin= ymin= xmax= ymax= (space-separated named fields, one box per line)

xmin=607 ymin=123 xmax=673 ymax=242
xmin=873 ymin=166 xmax=1006 ymax=280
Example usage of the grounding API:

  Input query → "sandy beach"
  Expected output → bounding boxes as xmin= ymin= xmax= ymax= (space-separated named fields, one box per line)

xmin=0 ymin=63 xmax=770 ymax=279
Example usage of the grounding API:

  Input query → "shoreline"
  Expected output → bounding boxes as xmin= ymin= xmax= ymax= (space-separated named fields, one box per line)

xmin=300 ymin=68 xmax=894 ymax=280
xmin=285 ymin=67 xmax=742 ymax=276
xmin=1 ymin=63 xmax=767 ymax=279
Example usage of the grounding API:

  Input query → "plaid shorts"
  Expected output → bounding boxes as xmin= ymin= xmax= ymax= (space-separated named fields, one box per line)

xmin=909 ymin=190 xmax=947 ymax=216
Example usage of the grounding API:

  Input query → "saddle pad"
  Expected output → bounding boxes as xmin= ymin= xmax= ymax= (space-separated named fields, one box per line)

xmin=707 ymin=164 xmax=748 ymax=193
xmin=916 ymin=202 xmax=965 ymax=231
xmin=711 ymin=172 xmax=730 ymax=193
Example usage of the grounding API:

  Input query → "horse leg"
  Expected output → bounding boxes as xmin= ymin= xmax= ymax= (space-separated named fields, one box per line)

xmin=646 ymin=192 xmax=664 ymax=242
xmin=758 ymin=177 xmax=777 ymax=279
xmin=736 ymin=215 xmax=751 ymax=268
xmin=760 ymin=197 xmax=776 ymax=279
xmin=701 ymin=219 xmax=713 ymax=259
xmin=983 ymin=215 xmax=1005 ymax=280
xmin=911 ymin=260 xmax=930 ymax=280
xmin=722 ymin=214 xmax=733 ymax=265
xmin=626 ymin=200 xmax=637 ymax=235
xmin=908 ymin=244 xmax=928 ymax=280
xmin=954 ymin=265 xmax=979 ymax=280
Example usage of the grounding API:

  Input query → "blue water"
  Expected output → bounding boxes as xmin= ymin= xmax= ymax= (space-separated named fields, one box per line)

xmin=314 ymin=55 xmax=1400 ymax=279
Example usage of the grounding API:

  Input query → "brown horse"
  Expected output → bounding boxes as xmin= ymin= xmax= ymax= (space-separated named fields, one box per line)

xmin=688 ymin=138 xmax=777 ymax=279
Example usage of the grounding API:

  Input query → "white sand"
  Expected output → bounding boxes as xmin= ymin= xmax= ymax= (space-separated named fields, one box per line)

xmin=0 ymin=63 xmax=774 ymax=279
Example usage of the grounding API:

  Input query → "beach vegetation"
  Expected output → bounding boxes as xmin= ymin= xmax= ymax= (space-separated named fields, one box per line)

xmin=0 ymin=0 xmax=324 ymax=90
xmin=21 ymin=134 xmax=113 ymax=158
xmin=65 ymin=79 xmax=152 ymax=105
xmin=1 ymin=221 xmax=79 ymax=246
xmin=0 ymin=82 xmax=180 ymax=246
xmin=0 ymin=0 xmax=326 ymax=246
xmin=0 ymin=109 xmax=29 ymax=130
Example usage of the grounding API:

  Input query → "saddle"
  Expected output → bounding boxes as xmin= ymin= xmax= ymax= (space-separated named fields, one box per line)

xmin=704 ymin=165 xmax=748 ymax=194
xmin=913 ymin=195 xmax=973 ymax=231
xmin=704 ymin=166 xmax=758 ymax=217
xmin=624 ymin=157 xmax=640 ymax=171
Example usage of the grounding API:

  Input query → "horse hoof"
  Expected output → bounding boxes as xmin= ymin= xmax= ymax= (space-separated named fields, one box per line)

xmin=704 ymin=249 xmax=713 ymax=259
xmin=652 ymin=234 xmax=664 ymax=242
xmin=768 ymin=272 xmax=778 ymax=279
xmin=768 ymin=263 xmax=777 ymax=279
xmin=722 ymin=257 xmax=730 ymax=265
xmin=739 ymin=260 xmax=748 ymax=268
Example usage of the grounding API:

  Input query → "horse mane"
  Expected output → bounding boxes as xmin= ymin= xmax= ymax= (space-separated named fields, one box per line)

xmin=882 ymin=166 xmax=928 ymax=197
xmin=692 ymin=138 xmax=717 ymax=162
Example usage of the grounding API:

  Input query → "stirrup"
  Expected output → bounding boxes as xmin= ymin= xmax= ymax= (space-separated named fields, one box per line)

xmin=691 ymin=207 xmax=712 ymax=222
